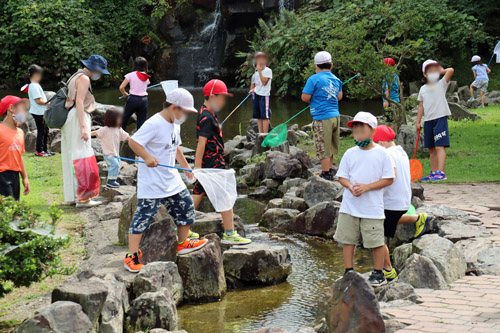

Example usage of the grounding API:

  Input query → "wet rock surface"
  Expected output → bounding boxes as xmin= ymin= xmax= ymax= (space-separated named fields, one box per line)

xmin=127 ymin=288 xmax=178 ymax=331
xmin=302 ymin=176 xmax=343 ymax=207
xmin=191 ymin=211 xmax=246 ymax=237
xmin=133 ymin=262 xmax=184 ymax=305
xmin=290 ymin=201 xmax=339 ymax=237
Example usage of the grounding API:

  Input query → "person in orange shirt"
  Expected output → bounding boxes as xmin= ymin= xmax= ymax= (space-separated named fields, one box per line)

xmin=0 ymin=95 xmax=30 ymax=200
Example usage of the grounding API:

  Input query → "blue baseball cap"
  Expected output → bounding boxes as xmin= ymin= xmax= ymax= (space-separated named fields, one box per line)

xmin=80 ymin=55 xmax=110 ymax=75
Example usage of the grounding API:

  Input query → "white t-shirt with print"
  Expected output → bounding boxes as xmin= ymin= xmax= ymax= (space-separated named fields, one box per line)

xmin=383 ymin=145 xmax=411 ymax=211
xmin=28 ymin=82 xmax=47 ymax=116
xmin=251 ymin=67 xmax=273 ymax=96
xmin=417 ymin=77 xmax=451 ymax=121
xmin=336 ymin=145 xmax=395 ymax=219
xmin=132 ymin=113 xmax=186 ymax=199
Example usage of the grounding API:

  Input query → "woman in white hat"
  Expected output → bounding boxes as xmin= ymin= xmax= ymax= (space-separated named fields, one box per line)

xmin=468 ymin=55 xmax=491 ymax=107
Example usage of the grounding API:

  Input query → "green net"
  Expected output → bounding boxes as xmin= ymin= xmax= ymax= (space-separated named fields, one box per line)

xmin=261 ymin=124 xmax=289 ymax=147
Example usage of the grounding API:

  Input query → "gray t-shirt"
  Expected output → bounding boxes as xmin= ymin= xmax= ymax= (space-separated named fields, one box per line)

xmin=417 ymin=77 xmax=451 ymax=121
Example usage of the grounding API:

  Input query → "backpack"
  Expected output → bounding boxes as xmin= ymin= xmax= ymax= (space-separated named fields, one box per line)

xmin=45 ymin=71 xmax=86 ymax=129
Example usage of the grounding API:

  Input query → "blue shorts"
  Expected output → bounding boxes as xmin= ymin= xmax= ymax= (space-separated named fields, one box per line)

xmin=252 ymin=94 xmax=271 ymax=119
xmin=423 ymin=116 xmax=450 ymax=148
xmin=129 ymin=188 xmax=195 ymax=234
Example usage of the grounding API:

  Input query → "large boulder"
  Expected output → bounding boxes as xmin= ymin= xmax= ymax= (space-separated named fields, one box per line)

xmin=259 ymin=208 xmax=300 ymax=230
xmin=290 ymin=201 xmax=339 ymax=237
xmin=455 ymin=238 xmax=492 ymax=271
xmin=324 ymin=271 xmax=385 ymax=332
xmin=396 ymin=124 xmax=426 ymax=155
xmin=457 ymin=85 xmax=469 ymax=101
xmin=117 ymin=161 xmax=138 ymax=186
xmin=49 ymin=129 xmax=62 ymax=153
xmin=140 ymin=209 xmax=178 ymax=264
xmin=223 ymin=243 xmax=291 ymax=287
xmin=91 ymin=274 xmax=129 ymax=333
xmin=448 ymin=102 xmax=478 ymax=121
xmin=127 ymin=288 xmax=178 ymax=331
xmin=231 ymin=149 xmax=253 ymax=168
xmin=177 ymin=234 xmax=226 ymax=303
xmin=99 ymin=202 xmax=124 ymax=221
xmin=191 ymin=211 xmax=245 ymax=237
xmin=278 ymin=178 xmax=307 ymax=195
xmin=339 ymin=114 xmax=353 ymax=127
xmin=303 ymin=176 xmax=343 ymax=207
xmin=263 ymin=151 xmax=303 ymax=180
xmin=437 ymin=221 xmax=492 ymax=242
xmin=14 ymin=301 xmax=92 ymax=333
xmin=476 ymin=248 xmax=500 ymax=275
xmin=398 ymin=254 xmax=447 ymax=289
xmin=133 ymin=262 xmax=184 ymax=305
xmin=411 ymin=183 xmax=424 ymax=200
xmin=51 ymin=280 xmax=108 ymax=328
xmin=281 ymin=195 xmax=308 ymax=212
xmin=376 ymin=282 xmax=419 ymax=303
xmin=238 ymin=162 xmax=265 ymax=185
xmin=118 ymin=193 xmax=137 ymax=244
xmin=412 ymin=234 xmax=466 ymax=284
xmin=392 ymin=243 xmax=412 ymax=272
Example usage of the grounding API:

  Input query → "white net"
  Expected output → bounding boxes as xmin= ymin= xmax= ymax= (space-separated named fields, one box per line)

xmin=161 ymin=80 xmax=179 ymax=96
xmin=192 ymin=169 xmax=237 ymax=212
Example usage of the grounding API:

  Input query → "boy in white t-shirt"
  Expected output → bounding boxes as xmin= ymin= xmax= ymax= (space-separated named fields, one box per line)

xmin=124 ymin=88 xmax=208 ymax=273
xmin=249 ymin=52 xmax=273 ymax=134
xmin=373 ymin=125 xmax=429 ymax=281
xmin=334 ymin=112 xmax=395 ymax=287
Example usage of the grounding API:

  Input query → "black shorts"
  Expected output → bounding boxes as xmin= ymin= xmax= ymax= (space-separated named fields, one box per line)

xmin=423 ymin=116 xmax=450 ymax=148
xmin=384 ymin=209 xmax=407 ymax=238
xmin=0 ymin=170 xmax=20 ymax=201
xmin=252 ymin=94 xmax=271 ymax=119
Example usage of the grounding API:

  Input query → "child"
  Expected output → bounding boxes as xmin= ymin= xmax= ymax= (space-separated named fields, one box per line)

xmin=249 ymin=52 xmax=273 ymax=134
xmin=0 ymin=96 xmax=30 ymax=200
xmin=334 ymin=112 xmax=395 ymax=287
xmin=468 ymin=55 xmax=491 ymax=108
xmin=23 ymin=64 xmax=52 ymax=157
xmin=193 ymin=79 xmax=251 ymax=245
xmin=301 ymin=51 xmax=343 ymax=181
xmin=416 ymin=59 xmax=454 ymax=182
xmin=91 ymin=108 xmax=129 ymax=189
xmin=373 ymin=125 xmax=429 ymax=281
xmin=125 ymin=88 xmax=207 ymax=272
xmin=382 ymin=58 xmax=401 ymax=124
xmin=120 ymin=57 xmax=150 ymax=131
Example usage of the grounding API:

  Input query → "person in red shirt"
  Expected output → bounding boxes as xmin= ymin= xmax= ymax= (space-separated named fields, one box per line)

xmin=0 ymin=96 xmax=30 ymax=200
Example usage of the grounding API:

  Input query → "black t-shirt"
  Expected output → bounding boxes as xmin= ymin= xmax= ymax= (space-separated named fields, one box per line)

xmin=196 ymin=106 xmax=225 ymax=168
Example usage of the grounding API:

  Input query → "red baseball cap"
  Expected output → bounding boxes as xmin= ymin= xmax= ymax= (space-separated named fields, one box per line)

xmin=0 ymin=95 xmax=29 ymax=116
xmin=373 ymin=125 xmax=396 ymax=142
xmin=203 ymin=79 xmax=233 ymax=97
xmin=384 ymin=58 xmax=396 ymax=67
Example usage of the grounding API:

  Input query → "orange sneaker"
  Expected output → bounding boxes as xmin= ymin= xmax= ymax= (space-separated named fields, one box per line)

xmin=124 ymin=252 xmax=143 ymax=272
xmin=177 ymin=238 xmax=208 ymax=255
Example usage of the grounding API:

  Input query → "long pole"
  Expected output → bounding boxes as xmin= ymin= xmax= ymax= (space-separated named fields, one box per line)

xmin=118 ymin=157 xmax=192 ymax=172
xmin=119 ymin=82 xmax=163 ymax=100
xmin=221 ymin=93 xmax=253 ymax=126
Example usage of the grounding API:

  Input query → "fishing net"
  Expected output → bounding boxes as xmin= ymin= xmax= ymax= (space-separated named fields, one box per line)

xmin=409 ymin=159 xmax=423 ymax=183
xmin=161 ymin=80 xmax=179 ymax=96
xmin=193 ymin=169 xmax=237 ymax=212
xmin=261 ymin=123 xmax=288 ymax=147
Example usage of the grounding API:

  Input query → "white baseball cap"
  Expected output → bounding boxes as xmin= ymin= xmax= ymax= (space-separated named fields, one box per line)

xmin=347 ymin=111 xmax=377 ymax=129
xmin=422 ymin=59 xmax=439 ymax=73
xmin=166 ymin=88 xmax=197 ymax=113
xmin=314 ymin=51 xmax=332 ymax=65
xmin=471 ymin=55 xmax=481 ymax=62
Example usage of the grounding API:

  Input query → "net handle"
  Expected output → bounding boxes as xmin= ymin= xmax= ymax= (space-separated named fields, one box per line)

xmin=413 ymin=131 xmax=420 ymax=159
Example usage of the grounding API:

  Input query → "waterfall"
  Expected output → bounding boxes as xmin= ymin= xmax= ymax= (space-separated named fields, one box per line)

xmin=279 ymin=0 xmax=294 ymax=12
xmin=200 ymin=0 xmax=221 ymax=44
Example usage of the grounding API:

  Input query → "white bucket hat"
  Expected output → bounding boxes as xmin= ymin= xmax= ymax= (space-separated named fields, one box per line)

xmin=347 ymin=111 xmax=377 ymax=129
xmin=471 ymin=55 xmax=481 ymax=62
xmin=314 ymin=51 xmax=332 ymax=65
xmin=166 ymin=88 xmax=198 ymax=113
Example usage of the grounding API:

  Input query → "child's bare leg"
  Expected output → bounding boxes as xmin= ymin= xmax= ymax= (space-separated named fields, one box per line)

xmin=435 ymin=146 xmax=446 ymax=171
xmin=383 ymin=244 xmax=393 ymax=271
xmin=481 ymin=91 xmax=485 ymax=106
xmin=257 ymin=119 xmax=263 ymax=133
xmin=221 ymin=209 xmax=234 ymax=231
xmin=398 ymin=214 xmax=418 ymax=224
xmin=470 ymin=85 xmax=475 ymax=98
xmin=372 ymin=245 xmax=385 ymax=271
xmin=128 ymin=234 xmax=143 ymax=254
xmin=177 ymin=225 xmax=190 ymax=243
xmin=330 ymin=157 xmax=334 ymax=168
xmin=320 ymin=158 xmax=332 ymax=172
xmin=192 ymin=193 xmax=205 ymax=210
xmin=343 ymin=244 xmax=355 ymax=268
xmin=428 ymin=147 xmax=437 ymax=172
xmin=262 ymin=119 xmax=269 ymax=134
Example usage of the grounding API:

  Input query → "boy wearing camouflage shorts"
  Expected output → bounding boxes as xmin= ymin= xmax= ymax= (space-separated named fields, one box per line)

xmin=301 ymin=51 xmax=343 ymax=181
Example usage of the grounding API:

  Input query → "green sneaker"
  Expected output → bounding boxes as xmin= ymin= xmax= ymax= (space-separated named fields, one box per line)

xmin=222 ymin=232 xmax=251 ymax=245
xmin=383 ymin=268 xmax=398 ymax=281
xmin=414 ymin=213 xmax=429 ymax=238
xmin=188 ymin=229 xmax=199 ymax=239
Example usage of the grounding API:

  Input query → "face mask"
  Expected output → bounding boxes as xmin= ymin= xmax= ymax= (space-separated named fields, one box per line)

xmin=91 ymin=72 xmax=102 ymax=81
xmin=354 ymin=139 xmax=372 ymax=147
xmin=12 ymin=112 xmax=26 ymax=125
xmin=427 ymin=72 xmax=440 ymax=83
xmin=174 ymin=114 xmax=187 ymax=125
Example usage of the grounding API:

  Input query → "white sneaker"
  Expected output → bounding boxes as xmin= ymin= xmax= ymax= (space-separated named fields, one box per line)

xmin=76 ymin=200 xmax=102 ymax=208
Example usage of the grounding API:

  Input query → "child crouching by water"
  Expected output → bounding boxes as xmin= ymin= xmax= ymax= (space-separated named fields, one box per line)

xmin=91 ymin=108 xmax=129 ymax=189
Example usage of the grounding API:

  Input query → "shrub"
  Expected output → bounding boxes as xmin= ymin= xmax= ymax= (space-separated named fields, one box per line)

xmin=0 ymin=197 xmax=71 ymax=297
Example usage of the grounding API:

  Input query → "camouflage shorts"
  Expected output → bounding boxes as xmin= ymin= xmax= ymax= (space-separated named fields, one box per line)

xmin=313 ymin=117 xmax=340 ymax=160
xmin=129 ymin=188 xmax=195 ymax=234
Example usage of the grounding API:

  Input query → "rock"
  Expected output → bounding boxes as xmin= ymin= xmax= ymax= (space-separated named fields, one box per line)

xmin=324 ymin=271 xmax=385 ymax=332
xmin=296 ymin=328 xmax=316 ymax=333
xmin=339 ymin=114 xmax=353 ymax=127
xmin=49 ymin=130 xmax=62 ymax=153
xmin=396 ymin=124 xmax=426 ymax=155
xmin=411 ymin=196 xmax=423 ymax=209
xmin=253 ymin=133 xmax=271 ymax=155
xmin=267 ymin=198 xmax=284 ymax=209
xmin=140 ymin=209 xmax=178 ymax=264
xmin=51 ymin=280 xmax=108 ymax=328
xmin=376 ymin=282 xmax=419 ymax=303
xmin=301 ymin=123 xmax=312 ymax=132
xmin=133 ymin=262 xmax=183 ymax=305
xmin=448 ymin=102 xmax=478 ymax=121
xmin=248 ymin=186 xmax=274 ymax=200
xmin=239 ymin=162 xmax=265 ymax=185
xmin=398 ymin=254 xmax=447 ymax=289
xmin=118 ymin=193 xmax=137 ymax=244
xmin=412 ymin=234 xmax=466 ymax=284
xmin=260 ymin=208 xmax=300 ymax=230
xmin=100 ymin=185 xmax=136 ymax=203
xmin=282 ymin=195 xmax=308 ymax=212
xmin=191 ymin=211 xmax=245 ymax=237
xmin=263 ymin=151 xmax=303 ymax=180
xmin=231 ymin=149 xmax=253 ymax=168
xmin=91 ymin=137 xmax=103 ymax=160
xmin=99 ymin=202 xmax=123 ymax=221
xmin=340 ymin=127 xmax=352 ymax=137
xmin=290 ymin=201 xmax=339 ymax=237
xmin=392 ymin=243 xmax=413 ymax=272
xmin=118 ymin=161 xmax=138 ymax=186
xmin=446 ymin=80 xmax=458 ymax=95
xmin=287 ymin=129 xmax=299 ymax=145
xmin=278 ymin=178 xmax=307 ymax=195
xmin=457 ymin=85 xmax=469 ymax=101
xmin=91 ymin=274 xmax=129 ymax=333
xmin=303 ymin=176 xmax=343 ymax=207
xmin=14 ymin=301 xmax=92 ymax=333
xmin=410 ymin=183 xmax=424 ymax=200
xmin=224 ymin=139 xmax=244 ymax=159
xmin=437 ymin=221 xmax=492 ymax=242
xmin=177 ymin=234 xmax=226 ymax=303
xmin=409 ymin=81 xmax=421 ymax=95
xmin=455 ymin=238 xmax=492 ymax=271
xmin=223 ymin=243 xmax=291 ymax=286
xmin=127 ymin=288 xmax=178 ymax=331
xmin=476 ymin=248 xmax=500 ymax=275
xmin=261 ymin=178 xmax=280 ymax=189
xmin=296 ymin=130 xmax=309 ymax=139
xmin=289 ymin=148 xmax=312 ymax=170
xmin=384 ymin=319 xmax=407 ymax=333
xmin=463 ymin=98 xmax=481 ymax=109
xmin=24 ymin=130 xmax=37 ymax=153
xmin=252 ymin=329 xmax=287 ymax=333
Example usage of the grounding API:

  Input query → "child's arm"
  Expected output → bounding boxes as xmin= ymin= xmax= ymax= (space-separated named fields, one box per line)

xmin=472 ymin=69 xmax=477 ymax=80
xmin=301 ymin=93 xmax=312 ymax=103
xmin=176 ymin=146 xmax=194 ymax=179
xmin=119 ymin=78 xmax=129 ymax=99
xmin=20 ymin=158 xmax=30 ymax=195
xmin=90 ymin=131 xmax=97 ymax=138
xmin=194 ymin=137 xmax=207 ymax=169
xmin=416 ymin=101 xmax=424 ymax=133
xmin=34 ymin=98 xmax=48 ymax=106
xmin=487 ymin=67 xmax=492 ymax=74
xmin=128 ymin=137 xmax=158 ymax=167
xmin=338 ymin=177 xmax=355 ymax=195
xmin=383 ymin=88 xmax=390 ymax=108
xmin=257 ymin=65 xmax=271 ymax=86
xmin=249 ymin=83 xmax=255 ymax=94
xmin=352 ymin=178 xmax=394 ymax=197
xmin=441 ymin=67 xmax=454 ymax=83
xmin=338 ymin=91 xmax=343 ymax=101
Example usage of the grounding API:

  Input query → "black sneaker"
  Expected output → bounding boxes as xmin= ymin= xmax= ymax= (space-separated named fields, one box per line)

xmin=368 ymin=270 xmax=387 ymax=287
xmin=106 ymin=180 xmax=120 ymax=188
xmin=320 ymin=171 xmax=333 ymax=181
